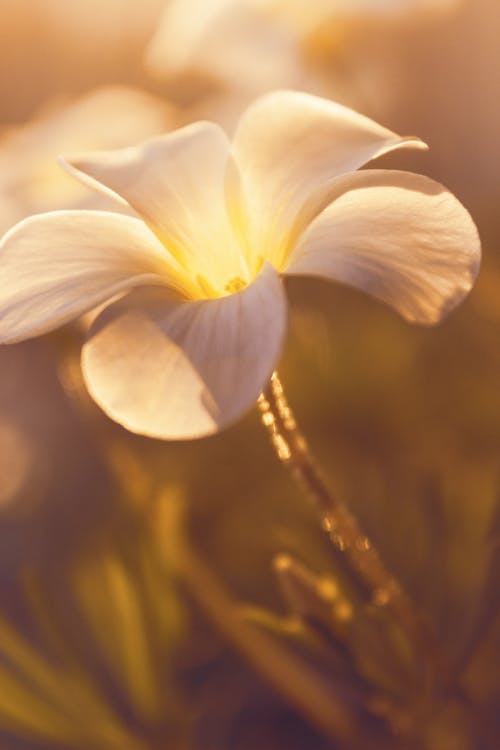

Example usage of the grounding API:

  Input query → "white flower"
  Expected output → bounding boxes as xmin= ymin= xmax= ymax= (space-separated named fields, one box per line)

xmin=0 ymin=91 xmax=480 ymax=439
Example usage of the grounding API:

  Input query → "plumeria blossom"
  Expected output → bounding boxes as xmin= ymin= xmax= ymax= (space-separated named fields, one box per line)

xmin=0 ymin=91 xmax=480 ymax=439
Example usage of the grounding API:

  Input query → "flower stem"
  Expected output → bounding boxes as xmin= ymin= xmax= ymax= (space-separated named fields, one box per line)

xmin=259 ymin=373 xmax=500 ymax=748
xmin=258 ymin=372 xmax=440 ymax=671
xmin=154 ymin=493 xmax=387 ymax=748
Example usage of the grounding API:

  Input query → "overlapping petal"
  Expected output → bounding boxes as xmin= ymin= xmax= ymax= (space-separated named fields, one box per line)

xmin=285 ymin=170 xmax=481 ymax=324
xmin=0 ymin=211 xmax=187 ymax=343
xmin=231 ymin=90 xmax=427 ymax=269
xmin=82 ymin=264 xmax=287 ymax=439
xmin=62 ymin=123 xmax=246 ymax=295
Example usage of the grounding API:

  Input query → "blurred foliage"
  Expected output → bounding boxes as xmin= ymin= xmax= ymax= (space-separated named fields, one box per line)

xmin=0 ymin=490 xmax=187 ymax=750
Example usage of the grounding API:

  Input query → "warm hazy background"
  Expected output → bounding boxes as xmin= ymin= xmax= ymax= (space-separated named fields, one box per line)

xmin=0 ymin=2 xmax=498 ymax=749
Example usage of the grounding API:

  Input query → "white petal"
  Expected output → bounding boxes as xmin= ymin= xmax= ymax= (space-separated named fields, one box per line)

xmin=145 ymin=0 xmax=304 ymax=94
xmin=0 ymin=211 xmax=186 ymax=343
xmin=82 ymin=264 xmax=288 ymax=440
xmin=145 ymin=0 xmax=240 ymax=76
xmin=62 ymin=123 xmax=246 ymax=294
xmin=231 ymin=90 xmax=426 ymax=269
xmin=285 ymin=170 xmax=481 ymax=324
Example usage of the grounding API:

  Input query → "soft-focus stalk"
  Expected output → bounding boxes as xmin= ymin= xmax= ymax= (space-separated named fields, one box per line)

xmin=259 ymin=376 xmax=500 ymax=748
xmin=154 ymin=492 xmax=388 ymax=748
xmin=258 ymin=372 xmax=440 ymax=672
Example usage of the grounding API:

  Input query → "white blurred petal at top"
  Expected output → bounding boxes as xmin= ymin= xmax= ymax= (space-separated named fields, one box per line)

xmin=145 ymin=0 xmax=464 ymax=95
xmin=0 ymin=87 xmax=177 ymax=234
xmin=145 ymin=0 xmax=314 ymax=95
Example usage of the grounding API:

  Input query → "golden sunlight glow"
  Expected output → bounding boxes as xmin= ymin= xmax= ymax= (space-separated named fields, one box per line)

xmin=0 ymin=2 xmax=497 ymax=749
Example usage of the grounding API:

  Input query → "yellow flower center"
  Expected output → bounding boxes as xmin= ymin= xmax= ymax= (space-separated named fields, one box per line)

xmin=224 ymin=276 xmax=247 ymax=294
xmin=194 ymin=274 xmax=249 ymax=299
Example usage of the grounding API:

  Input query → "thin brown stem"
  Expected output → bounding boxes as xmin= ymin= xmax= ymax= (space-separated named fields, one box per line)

xmin=259 ymin=376 xmax=499 ymax=747
xmin=154 ymin=494 xmax=390 ymax=749
xmin=258 ymin=372 xmax=443 ymax=679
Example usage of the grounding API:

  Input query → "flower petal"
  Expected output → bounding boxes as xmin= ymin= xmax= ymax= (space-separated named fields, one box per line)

xmin=145 ymin=0 xmax=241 ymax=76
xmin=231 ymin=90 xmax=427 ymax=269
xmin=82 ymin=263 xmax=288 ymax=440
xmin=145 ymin=0 xmax=303 ymax=94
xmin=285 ymin=170 xmax=481 ymax=324
xmin=62 ymin=123 xmax=246 ymax=294
xmin=0 ymin=210 xmax=187 ymax=344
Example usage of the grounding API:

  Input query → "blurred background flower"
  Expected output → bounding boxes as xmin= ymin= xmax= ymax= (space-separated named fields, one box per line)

xmin=0 ymin=87 xmax=176 ymax=232
xmin=145 ymin=0 xmax=467 ymax=127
